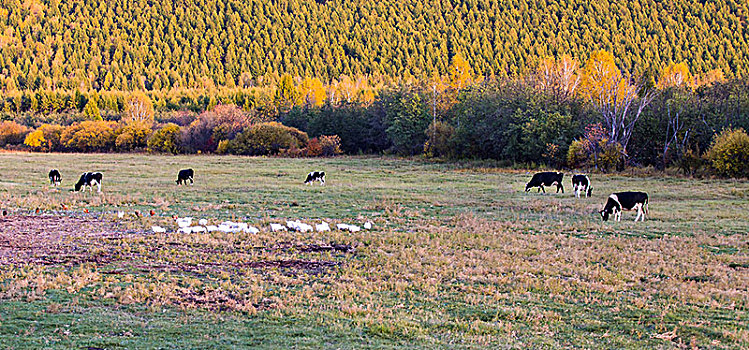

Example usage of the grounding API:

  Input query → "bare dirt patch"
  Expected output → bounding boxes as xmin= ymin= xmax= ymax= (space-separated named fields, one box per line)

xmin=0 ymin=215 xmax=121 ymax=265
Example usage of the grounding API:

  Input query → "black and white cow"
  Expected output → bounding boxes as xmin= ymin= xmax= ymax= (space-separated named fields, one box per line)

xmin=48 ymin=169 xmax=62 ymax=187
xmin=304 ymin=171 xmax=325 ymax=185
xmin=571 ymin=174 xmax=592 ymax=198
xmin=599 ymin=192 xmax=648 ymax=222
xmin=525 ymin=172 xmax=564 ymax=193
xmin=74 ymin=172 xmax=103 ymax=192
xmin=176 ymin=169 xmax=194 ymax=185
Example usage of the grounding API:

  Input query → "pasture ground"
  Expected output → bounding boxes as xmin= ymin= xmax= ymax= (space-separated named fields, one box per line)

xmin=0 ymin=152 xmax=747 ymax=349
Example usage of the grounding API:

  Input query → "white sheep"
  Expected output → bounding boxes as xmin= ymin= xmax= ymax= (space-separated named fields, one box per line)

xmin=316 ymin=222 xmax=331 ymax=232
xmin=270 ymin=223 xmax=287 ymax=232
xmin=176 ymin=217 xmax=192 ymax=228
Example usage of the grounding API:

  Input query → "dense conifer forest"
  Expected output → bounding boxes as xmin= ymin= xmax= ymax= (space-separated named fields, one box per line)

xmin=1 ymin=0 xmax=748 ymax=91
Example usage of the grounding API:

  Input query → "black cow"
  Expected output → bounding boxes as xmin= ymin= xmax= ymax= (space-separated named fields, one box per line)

xmin=176 ymin=169 xmax=194 ymax=185
xmin=48 ymin=169 xmax=62 ymax=186
xmin=571 ymin=174 xmax=592 ymax=198
xmin=525 ymin=172 xmax=564 ymax=193
xmin=599 ymin=192 xmax=649 ymax=222
xmin=304 ymin=171 xmax=325 ymax=185
xmin=74 ymin=172 xmax=103 ymax=192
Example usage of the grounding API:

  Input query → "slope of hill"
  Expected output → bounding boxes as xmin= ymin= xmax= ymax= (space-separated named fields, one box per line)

xmin=1 ymin=0 xmax=748 ymax=91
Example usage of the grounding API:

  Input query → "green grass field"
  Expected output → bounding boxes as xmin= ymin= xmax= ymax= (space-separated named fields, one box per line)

xmin=0 ymin=152 xmax=747 ymax=349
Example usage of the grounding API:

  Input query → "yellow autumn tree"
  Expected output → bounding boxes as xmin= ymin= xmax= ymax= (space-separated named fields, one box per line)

xmin=659 ymin=62 xmax=693 ymax=89
xmin=122 ymin=92 xmax=155 ymax=124
xmin=580 ymin=50 xmax=657 ymax=156
xmin=297 ymin=77 xmax=326 ymax=107
xmin=697 ymin=69 xmax=725 ymax=87
xmin=535 ymin=54 xmax=580 ymax=101
xmin=448 ymin=53 xmax=472 ymax=90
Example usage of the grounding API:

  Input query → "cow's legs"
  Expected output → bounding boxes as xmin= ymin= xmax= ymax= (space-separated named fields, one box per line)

xmin=634 ymin=204 xmax=642 ymax=222
xmin=540 ymin=186 xmax=545 ymax=193
xmin=189 ymin=177 xmax=194 ymax=185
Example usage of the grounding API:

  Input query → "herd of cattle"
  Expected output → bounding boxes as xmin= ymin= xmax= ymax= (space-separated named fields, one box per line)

xmin=45 ymin=168 xmax=646 ymax=223
xmin=525 ymin=171 xmax=649 ymax=222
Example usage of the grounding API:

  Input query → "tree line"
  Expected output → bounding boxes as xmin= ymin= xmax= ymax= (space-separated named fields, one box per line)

xmin=1 ymin=51 xmax=748 ymax=177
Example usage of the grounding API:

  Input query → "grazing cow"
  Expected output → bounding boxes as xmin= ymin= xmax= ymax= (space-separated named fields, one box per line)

xmin=304 ymin=171 xmax=325 ymax=185
xmin=48 ymin=169 xmax=62 ymax=186
xmin=571 ymin=174 xmax=592 ymax=198
xmin=74 ymin=172 xmax=103 ymax=192
xmin=525 ymin=172 xmax=564 ymax=193
xmin=599 ymin=192 xmax=649 ymax=222
xmin=176 ymin=169 xmax=194 ymax=185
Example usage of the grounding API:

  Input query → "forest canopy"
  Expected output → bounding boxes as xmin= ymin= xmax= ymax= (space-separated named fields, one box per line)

xmin=0 ymin=0 xmax=748 ymax=92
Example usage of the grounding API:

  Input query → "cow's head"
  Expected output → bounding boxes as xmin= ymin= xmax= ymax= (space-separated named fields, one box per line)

xmin=599 ymin=207 xmax=611 ymax=221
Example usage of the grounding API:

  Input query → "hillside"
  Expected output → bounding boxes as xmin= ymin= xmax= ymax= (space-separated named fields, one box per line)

xmin=0 ymin=0 xmax=748 ymax=91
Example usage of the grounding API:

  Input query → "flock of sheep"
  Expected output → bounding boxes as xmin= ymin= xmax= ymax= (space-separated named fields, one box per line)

xmin=44 ymin=167 xmax=372 ymax=234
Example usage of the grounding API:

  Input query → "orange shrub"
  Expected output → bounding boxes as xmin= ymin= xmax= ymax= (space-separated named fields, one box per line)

xmin=306 ymin=137 xmax=323 ymax=156
xmin=0 ymin=121 xmax=29 ymax=147
xmin=318 ymin=135 xmax=343 ymax=156
xmin=37 ymin=124 xmax=65 ymax=151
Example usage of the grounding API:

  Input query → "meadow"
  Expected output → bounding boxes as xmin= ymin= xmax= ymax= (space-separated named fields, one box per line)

xmin=0 ymin=152 xmax=747 ymax=349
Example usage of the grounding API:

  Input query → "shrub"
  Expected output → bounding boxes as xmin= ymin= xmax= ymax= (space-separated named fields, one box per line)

xmin=115 ymin=121 xmax=153 ymax=151
xmin=0 ymin=121 xmax=29 ymax=147
xmin=676 ymin=149 xmax=706 ymax=176
xmin=706 ymin=128 xmax=749 ymax=178
xmin=148 ymin=123 xmax=182 ymax=154
xmin=318 ymin=135 xmax=343 ymax=156
xmin=60 ymin=121 xmax=117 ymax=152
xmin=567 ymin=139 xmax=588 ymax=168
xmin=37 ymin=124 xmax=65 ymax=151
xmin=225 ymin=122 xmax=308 ymax=156
xmin=567 ymin=138 xmax=623 ymax=172
xmin=24 ymin=130 xmax=45 ymax=149
xmin=181 ymin=104 xmax=253 ymax=153
xmin=423 ymin=121 xmax=454 ymax=158
xmin=306 ymin=137 xmax=322 ymax=156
